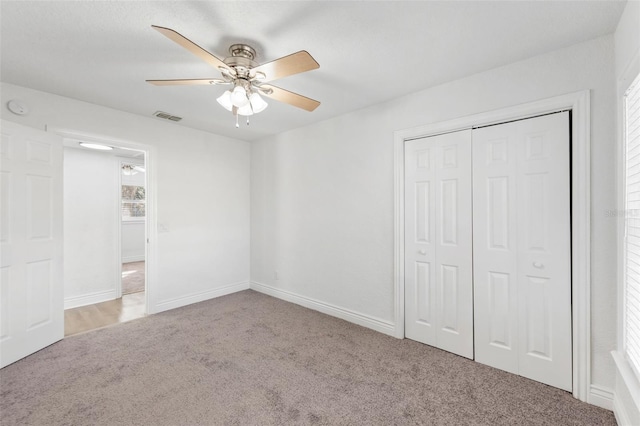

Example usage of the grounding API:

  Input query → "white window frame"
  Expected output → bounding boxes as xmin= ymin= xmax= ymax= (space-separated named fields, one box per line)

xmin=121 ymin=197 xmax=146 ymax=222
xmin=120 ymin=161 xmax=146 ymax=223
xmin=613 ymin=51 xmax=640 ymax=424
xmin=621 ymin=70 xmax=640 ymax=381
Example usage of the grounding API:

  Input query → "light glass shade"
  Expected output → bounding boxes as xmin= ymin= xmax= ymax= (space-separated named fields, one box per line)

xmin=216 ymin=90 xmax=233 ymax=111
xmin=231 ymin=85 xmax=249 ymax=107
xmin=237 ymin=103 xmax=253 ymax=116
xmin=79 ymin=142 xmax=112 ymax=151
xmin=122 ymin=165 xmax=138 ymax=176
xmin=249 ymin=92 xmax=268 ymax=113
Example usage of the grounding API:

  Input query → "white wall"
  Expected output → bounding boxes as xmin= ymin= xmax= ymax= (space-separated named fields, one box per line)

xmin=1 ymin=82 xmax=251 ymax=314
xmin=251 ymin=35 xmax=617 ymax=394
xmin=614 ymin=0 xmax=639 ymax=86
xmin=63 ymin=147 xmax=119 ymax=308
xmin=613 ymin=0 xmax=640 ymax=424
xmin=121 ymin=222 xmax=145 ymax=263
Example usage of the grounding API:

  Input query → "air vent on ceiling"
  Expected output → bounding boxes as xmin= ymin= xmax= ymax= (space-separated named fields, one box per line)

xmin=153 ymin=111 xmax=182 ymax=122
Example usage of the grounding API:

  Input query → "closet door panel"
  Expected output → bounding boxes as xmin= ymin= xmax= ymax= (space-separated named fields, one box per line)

xmin=473 ymin=128 xmax=519 ymax=374
xmin=405 ymin=130 xmax=473 ymax=359
xmin=404 ymin=141 xmax=437 ymax=346
xmin=434 ymin=133 xmax=473 ymax=359
xmin=473 ymin=112 xmax=571 ymax=391
xmin=516 ymin=112 xmax=571 ymax=392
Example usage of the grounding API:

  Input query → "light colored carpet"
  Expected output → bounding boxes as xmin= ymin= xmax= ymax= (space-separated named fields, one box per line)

xmin=0 ymin=290 xmax=615 ymax=425
xmin=122 ymin=261 xmax=145 ymax=295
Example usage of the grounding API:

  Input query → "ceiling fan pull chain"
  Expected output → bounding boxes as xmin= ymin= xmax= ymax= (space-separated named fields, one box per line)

xmin=247 ymin=116 xmax=250 ymax=126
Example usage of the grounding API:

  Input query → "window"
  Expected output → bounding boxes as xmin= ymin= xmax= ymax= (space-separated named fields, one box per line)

xmin=122 ymin=185 xmax=145 ymax=220
xmin=623 ymin=71 xmax=640 ymax=379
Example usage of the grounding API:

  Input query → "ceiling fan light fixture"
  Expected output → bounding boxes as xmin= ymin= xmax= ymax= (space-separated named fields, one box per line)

xmin=147 ymin=26 xmax=321 ymax=128
xmin=79 ymin=142 xmax=113 ymax=151
xmin=231 ymin=85 xmax=249 ymax=107
xmin=237 ymin=103 xmax=254 ymax=116
xmin=122 ymin=165 xmax=138 ymax=176
xmin=249 ymin=92 xmax=268 ymax=113
xmin=216 ymin=90 xmax=233 ymax=111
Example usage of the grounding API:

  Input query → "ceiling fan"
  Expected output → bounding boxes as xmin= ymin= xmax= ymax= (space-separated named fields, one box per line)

xmin=146 ymin=25 xmax=320 ymax=127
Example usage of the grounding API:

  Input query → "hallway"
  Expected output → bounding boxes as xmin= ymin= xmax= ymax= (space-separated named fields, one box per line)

xmin=64 ymin=292 xmax=145 ymax=336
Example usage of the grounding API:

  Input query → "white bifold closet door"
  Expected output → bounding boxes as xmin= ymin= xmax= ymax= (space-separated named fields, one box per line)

xmin=404 ymin=130 xmax=473 ymax=359
xmin=472 ymin=111 xmax=571 ymax=391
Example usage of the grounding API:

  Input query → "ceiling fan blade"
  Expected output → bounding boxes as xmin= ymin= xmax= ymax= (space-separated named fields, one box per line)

xmin=259 ymin=84 xmax=320 ymax=112
xmin=252 ymin=51 xmax=319 ymax=83
xmin=152 ymin=25 xmax=226 ymax=70
xmin=146 ymin=78 xmax=227 ymax=86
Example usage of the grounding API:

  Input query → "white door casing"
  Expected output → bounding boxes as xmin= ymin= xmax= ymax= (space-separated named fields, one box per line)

xmin=404 ymin=130 xmax=473 ymax=359
xmin=0 ymin=120 xmax=64 ymax=368
xmin=473 ymin=112 xmax=572 ymax=391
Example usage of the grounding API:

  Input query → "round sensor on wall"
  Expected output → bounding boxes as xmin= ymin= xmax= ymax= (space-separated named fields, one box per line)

xmin=7 ymin=100 xmax=29 ymax=116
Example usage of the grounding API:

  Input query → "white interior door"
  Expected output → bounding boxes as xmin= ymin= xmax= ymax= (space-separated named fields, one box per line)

xmin=473 ymin=112 xmax=571 ymax=391
xmin=405 ymin=129 xmax=473 ymax=359
xmin=1 ymin=120 xmax=64 ymax=368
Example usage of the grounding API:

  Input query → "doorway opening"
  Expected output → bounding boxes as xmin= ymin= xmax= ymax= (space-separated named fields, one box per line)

xmin=60 ymin=134 xmax=151 ymax=336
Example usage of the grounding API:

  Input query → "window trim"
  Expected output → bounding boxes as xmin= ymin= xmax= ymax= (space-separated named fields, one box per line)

xmin=621 ymin=69 xmax=640 ymax=382
xmin=614 ymin=50 xmax=640 ymax=422
xmin=120 ymin=165 xmax=146 ymax=220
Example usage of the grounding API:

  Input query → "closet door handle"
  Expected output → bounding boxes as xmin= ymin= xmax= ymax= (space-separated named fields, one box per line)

xmin=533 ymin=262 xmax=544 ymax=269
xmin=418 ymin=250 xmax=427 ymax=255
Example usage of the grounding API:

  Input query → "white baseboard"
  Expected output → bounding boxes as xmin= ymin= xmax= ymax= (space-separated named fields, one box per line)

xmin=153 ymin=281 xmax=250 ymax=313
xmin=64 ymin=289 xmax=117 ymax=309
xmin=588 ymin=384 xmax=614 ymax=410
xmin=122 ymin=255 xmax=145 ymax=263
xmin=250 ymin=281 xmax=396 ymax=337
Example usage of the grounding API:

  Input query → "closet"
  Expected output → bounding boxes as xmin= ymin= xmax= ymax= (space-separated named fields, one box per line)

xmin=404 ymin=111 xmax=571 ymax=391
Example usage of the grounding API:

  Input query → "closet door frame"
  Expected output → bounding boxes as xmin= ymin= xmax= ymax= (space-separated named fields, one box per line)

xmin=393 ymin=90 xmax=591 ymax=403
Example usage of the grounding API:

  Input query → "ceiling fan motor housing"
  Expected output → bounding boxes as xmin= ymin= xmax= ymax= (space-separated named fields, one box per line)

xmin=224 ymin=44 xmax=258 ymax=78
xmin=229 ymin=44 xmax=256 ymax=60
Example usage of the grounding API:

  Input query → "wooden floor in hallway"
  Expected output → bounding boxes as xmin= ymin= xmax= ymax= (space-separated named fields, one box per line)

xmin=64 ymin=292 xmax=146 ymax=337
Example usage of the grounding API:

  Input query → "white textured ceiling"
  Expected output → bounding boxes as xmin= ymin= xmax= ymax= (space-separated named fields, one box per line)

xmin=0 ymin=1 xmax=626 ymax=142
